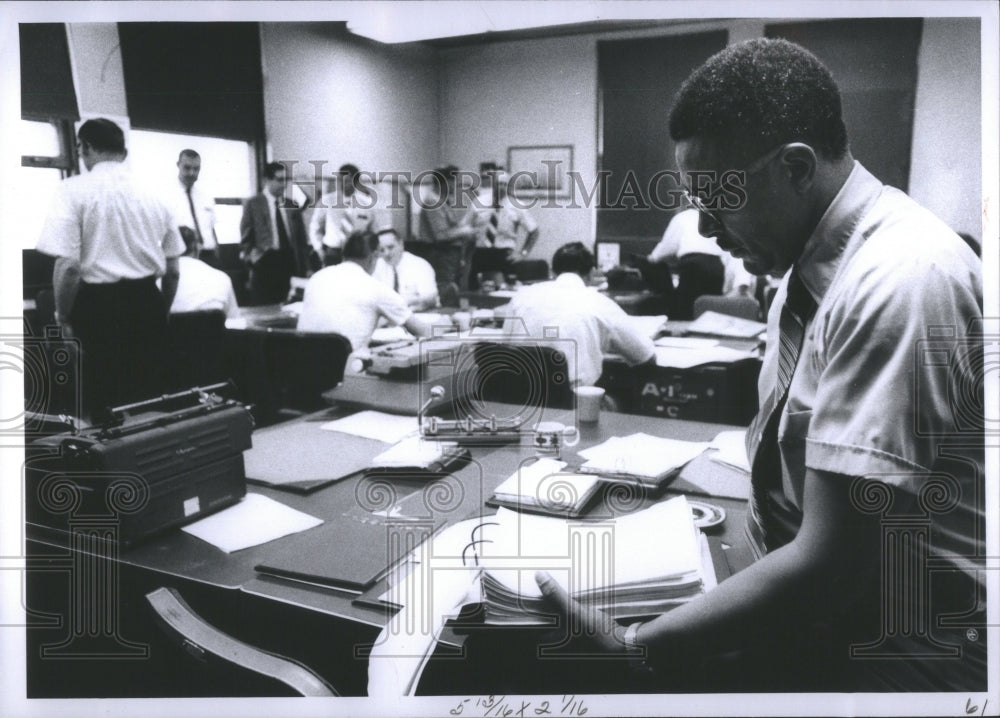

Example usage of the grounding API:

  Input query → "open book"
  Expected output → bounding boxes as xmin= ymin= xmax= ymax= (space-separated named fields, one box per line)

xmin=474 ymin=496 xmax=717 ymax=624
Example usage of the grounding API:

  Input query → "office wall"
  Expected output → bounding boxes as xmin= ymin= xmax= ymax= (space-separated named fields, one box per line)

xmin=438 ymin=19 xmax=983 ymax=258
xmin=909 ymin=18 xmax=982 ymax=239
xmin=260 ymin=23 xmax=439 ymax=199
xmin=437 ymin=36 xmax=598 ymax=262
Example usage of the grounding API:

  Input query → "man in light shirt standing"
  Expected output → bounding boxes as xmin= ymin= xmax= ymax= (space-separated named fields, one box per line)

xmin=36 ymin=118 xmax=184 ymax=417
xmin=172 ymin=149 xmax=219 ymax=267
xmin=309 ymin=163 xmax=389 ymax=266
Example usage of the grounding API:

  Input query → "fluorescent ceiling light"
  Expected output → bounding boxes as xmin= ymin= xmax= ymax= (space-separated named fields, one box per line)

xmin=344 ymin=1 xmax=619 ymax=44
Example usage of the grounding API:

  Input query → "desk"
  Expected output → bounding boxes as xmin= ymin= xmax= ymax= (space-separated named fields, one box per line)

xmin=25 ymin=404 xmax=750 ymax=698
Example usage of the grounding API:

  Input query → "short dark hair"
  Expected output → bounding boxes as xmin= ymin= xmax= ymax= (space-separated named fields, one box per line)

xmin=668 ymin=38 xmax=848 ymax=165
xmin=264 ymin=161 xmax=287 ymax=180
xmin=552 ymin=242 xmax=594 ymax=277
xmin=77 ymin=118 xmax=126 ymax=154
xmin=178 ymin=149 xmax=200 ymax=162
xmin=342 ymin=230 xmax=380 ymax=261
xmin=338 ymin=163 xmax=360 ymax=180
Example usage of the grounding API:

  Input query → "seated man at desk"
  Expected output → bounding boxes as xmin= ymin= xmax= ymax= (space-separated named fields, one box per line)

xmin=502 ymin=242 xmax=655 ymax=386
xmin=297 ymin=230 xmax=431 ymax=351
xmin=166 ymin=223 xmax=240 ymax=318
xmin=535 ymin=38 xmax=985 ymax=692
xmin=374 ymin=228 xmax=440 ymax=310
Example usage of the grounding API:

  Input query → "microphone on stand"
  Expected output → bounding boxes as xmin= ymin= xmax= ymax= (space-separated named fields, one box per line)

xmin=419 ymin=385 xmax=446 ymax=434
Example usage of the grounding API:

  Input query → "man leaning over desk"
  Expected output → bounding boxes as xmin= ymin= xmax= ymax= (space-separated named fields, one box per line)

xmin=535 ymin=38 xmax=985 ymax=692
xmin=502 ymin=242 xmax=655 ymax=387
xmin=297 ymin=229 xmax=431 ymax=353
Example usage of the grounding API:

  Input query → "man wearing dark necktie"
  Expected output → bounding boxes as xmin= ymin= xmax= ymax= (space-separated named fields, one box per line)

xmin=240 ymin=162 xmax=310 ymax=305
xmin=174 ymin=149 xmax=219 ymax=267
xmin=534 ymin=39 xmax=985 ymax=693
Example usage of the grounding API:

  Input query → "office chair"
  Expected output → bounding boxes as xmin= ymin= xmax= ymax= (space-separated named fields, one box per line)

xmin=692 ymin=294 xmax=763 ymax=322
xmin=509 ymin=259 xmax=549 ymax=283
xmin=263 ymin=330 xmax=352 ymax=418
xmin=470 ymin=341 xmax=575 ymax=412
xmin=145 ymin=587 xmax=338 ymax=696
xmin=165 ymin=310 xmax=228 ymax=392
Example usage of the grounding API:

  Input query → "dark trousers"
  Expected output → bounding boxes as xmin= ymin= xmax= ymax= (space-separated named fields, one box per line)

xmin=428 ymin=241 xmax=474 ymax=293
xmin=247 ymin=249 xmax=294 ymax=305
xmin=70 ymin=277 xmax=168 ymax=418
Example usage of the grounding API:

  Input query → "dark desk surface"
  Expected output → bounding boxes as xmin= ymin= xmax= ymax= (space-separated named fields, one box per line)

xmin=26 ymin=385 xmax=752 ymax=698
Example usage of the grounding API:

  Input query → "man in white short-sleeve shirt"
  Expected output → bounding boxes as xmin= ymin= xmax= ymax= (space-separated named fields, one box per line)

xmin=298 ymin=230 xmax=431 ymax=352
xmin=36 ymin=117 xmax=184 ymax=415
xmin=167 ymin=231 xmax=240 ymax=318
xmin=503 ymin=242 xmax=654 ymax=386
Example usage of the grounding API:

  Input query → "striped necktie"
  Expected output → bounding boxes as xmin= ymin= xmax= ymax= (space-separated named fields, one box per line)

xmin=485 ymin=209 xmax=500 ymax=245
xmin=186 ymin=187 xmax=204 ymax=250
xmin=743 ymin=269 xmax=818 ymax=558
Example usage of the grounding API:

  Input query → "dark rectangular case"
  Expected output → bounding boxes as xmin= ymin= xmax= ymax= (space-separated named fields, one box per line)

xmin=26 ymin=393 xmax=254 ymax=549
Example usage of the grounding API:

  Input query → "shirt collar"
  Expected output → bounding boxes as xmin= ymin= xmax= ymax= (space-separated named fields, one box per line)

xmin=554 ymin=272 xmax=586 ymax=288
xmin=794 ymin=161 xmax=884 ymax=305
xmin=264 ymin=187 xmax=283 ymax=203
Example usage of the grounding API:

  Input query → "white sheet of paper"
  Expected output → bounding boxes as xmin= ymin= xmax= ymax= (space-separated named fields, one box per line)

xmin=686 ymin=310 xmax=766 ymax=338
xmin=710 ymin=429 xmax=752 ymax=472
xmin=321 ymin=410 xmax=419 ymax=443
xmin=654 ymin=336 xmax=720 ymax=349
xmin=370 ymin=326 xmax=413 ymax=344
xmin=654 ymin=345 xmax=755 ymax=369
xmin=371 ymin=436 xmax=458 ymax=468
xmin=627 ymin=314 xmax=668 ymax=338
xmin=578 ymin=433 xmax=709 ymax=478
xmin=181 ymin=493 xmax=323 ymax=553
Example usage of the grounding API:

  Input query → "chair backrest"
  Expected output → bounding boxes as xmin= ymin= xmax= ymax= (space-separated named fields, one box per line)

xmin=471 ymin=341 xmax=575 ymax=411
xmin=509 ymin=259 xmax=550 ymax=283
xmin=263 ymin=330 xmax=352 ymax=416
xmin=145 ymin=587 xmax=338 ymax=697
xmin=165 ymin=310 xmax=228 ymax=392
xmin=692 ymin=294 xmax=763 ymax=322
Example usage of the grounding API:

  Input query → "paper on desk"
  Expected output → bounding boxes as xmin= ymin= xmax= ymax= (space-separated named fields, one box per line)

xmin=371 ymin=436 xmax=458 ymax=468
xmin=654 ymin=345 xmax=755 ymax=369
xmin=488 ymin=289 xmax=517 ymax=298
xmin=627 ymin=314 xmax=668 ymax=339
xmin=709 ymin=430 xmax=751 ymax=472
xmin=655 ymin=336 xmax=720 ymax=349
xmin=578 ymin=433 xmax=710 ymax=479
xmin=181 ymin=493 xmax=322 ymax=553
xmin=686 ymin=310 xmax=766 ymax=338
xmin=224 ymin=317 xmax=248 ymax=329
xmin=370 ymin=325 xmax=413 ymax=345
xmin=321 ymin=410 xmax=418 ymax=444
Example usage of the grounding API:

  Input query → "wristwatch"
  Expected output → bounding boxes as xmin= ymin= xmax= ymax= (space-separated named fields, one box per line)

xmin=624 ymin=621 xmax=652 ymax=674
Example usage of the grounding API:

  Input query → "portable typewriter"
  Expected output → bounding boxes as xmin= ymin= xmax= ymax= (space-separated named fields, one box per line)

xmin=25 ymin=383 xmax=254 ymax=549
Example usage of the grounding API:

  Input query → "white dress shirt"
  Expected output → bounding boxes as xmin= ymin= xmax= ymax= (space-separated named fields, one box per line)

xmin=171 ymin=180 xmax=218 ymax=250
xmin=297 ymin=261 xmax=413 ymax=351
xmin=37 ymin=161 xmax=184 ymax=282
xmin=168 ymin=256 xmax=239 ymax=317
xmin=502 ymin=272 xmax=655 ymax=386
xmin=374 ymin=251 xmax=439 ymax=308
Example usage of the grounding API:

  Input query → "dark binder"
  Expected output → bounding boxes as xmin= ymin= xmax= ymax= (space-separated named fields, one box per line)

xmin=255 ymin=517 xmax=444 ymax=593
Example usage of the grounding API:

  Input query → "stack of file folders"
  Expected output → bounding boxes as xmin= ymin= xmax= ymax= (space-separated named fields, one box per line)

xmin=473 ymin=496 xmax=716 ymax=624
xmin=489 ymin=458 xmax=602 ymax=517
xmin=366 ymin=436 xmax=469 ymax=476
xmin=576 ymin=433 xmax=710 ymax=489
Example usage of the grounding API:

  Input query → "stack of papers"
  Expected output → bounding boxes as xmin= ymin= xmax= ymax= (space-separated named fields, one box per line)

xmin=709 ymin=430 xmax=752 ymax=472
xmin=491 ymin=458 xmax=602 ymax=517
xmin=577 ymin=433 xmax=710 ymax=488
xmin=368 ymin=436 xmax=467 ymax=474
xmin=686 ymin=310 xmax=766 ymax=339
xmin=478 ymin=497 xmax=716 ymax=623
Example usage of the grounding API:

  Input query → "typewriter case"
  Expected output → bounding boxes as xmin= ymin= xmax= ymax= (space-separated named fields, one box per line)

xmin=26 ymin=388 xmax=253 ymax=549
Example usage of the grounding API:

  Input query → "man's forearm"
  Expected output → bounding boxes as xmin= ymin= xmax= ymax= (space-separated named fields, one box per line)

xmin=52 ymin=257 xmax=81 ymax=324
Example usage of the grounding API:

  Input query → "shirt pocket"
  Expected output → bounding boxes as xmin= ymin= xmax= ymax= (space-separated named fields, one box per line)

xmin=777 ymin=409 xmax=812 ymax=509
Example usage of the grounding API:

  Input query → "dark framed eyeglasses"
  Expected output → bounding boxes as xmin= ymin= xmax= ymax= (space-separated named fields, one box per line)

xmin=683 ymin=143 xmax=787 ymax=218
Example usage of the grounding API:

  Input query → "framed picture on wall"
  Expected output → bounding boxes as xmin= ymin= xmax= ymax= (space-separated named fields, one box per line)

xmin=507 ymin=144 xmax=573 ymax=197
